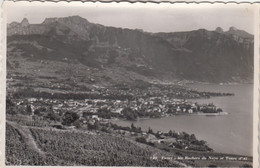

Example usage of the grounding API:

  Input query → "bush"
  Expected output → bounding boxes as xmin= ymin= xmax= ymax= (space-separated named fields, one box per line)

xmin=62 ymin=112 xmax=79 ymax=126
xmin=135 ymin=137 xmax=147 ymax=143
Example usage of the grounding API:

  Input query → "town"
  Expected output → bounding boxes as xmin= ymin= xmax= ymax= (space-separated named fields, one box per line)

xmin=6 ymin=71 xmax=232 ymax=121
xmin=8 ymin=87 xmax=226 ymax=121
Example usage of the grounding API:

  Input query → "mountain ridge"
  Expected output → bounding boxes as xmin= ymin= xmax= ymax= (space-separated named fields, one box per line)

xmin=7 ymin=16 xmax=254 ymax=84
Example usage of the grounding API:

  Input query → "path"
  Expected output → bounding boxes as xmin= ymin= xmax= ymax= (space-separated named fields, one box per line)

xmin=7 ymin=121 xmax=46 ymax=156
xmin=7 ymin=121 xmax=71 ymax=165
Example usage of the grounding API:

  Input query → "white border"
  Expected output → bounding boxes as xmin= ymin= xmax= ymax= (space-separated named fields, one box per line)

xmin=0 ymin=2 xmax=259 ymax=168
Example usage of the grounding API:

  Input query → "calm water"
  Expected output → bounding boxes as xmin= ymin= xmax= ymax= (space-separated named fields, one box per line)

xmin=112 ymin=84 xmax=253 ymax=156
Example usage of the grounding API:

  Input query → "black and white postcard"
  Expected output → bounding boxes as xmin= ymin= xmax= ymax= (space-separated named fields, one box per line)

xmin=1 ymin=1 xmax=259 ymax=167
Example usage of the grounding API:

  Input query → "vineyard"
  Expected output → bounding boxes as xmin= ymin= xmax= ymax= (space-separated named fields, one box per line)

xmin=29 ymin=127 xmax=181 ymax=166
xmin=6 ymin=122 xmax=181 ymax=166
xmin=5 ymin=123 xmax=56 ymax=165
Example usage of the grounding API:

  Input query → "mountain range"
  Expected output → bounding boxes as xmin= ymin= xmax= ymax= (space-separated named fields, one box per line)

xmin=7 ymin=16 xmax=254 ymax=84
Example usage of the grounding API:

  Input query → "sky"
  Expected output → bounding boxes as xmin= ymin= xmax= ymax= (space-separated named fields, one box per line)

xmin=3 ymin=2 xmax=255 ymax=34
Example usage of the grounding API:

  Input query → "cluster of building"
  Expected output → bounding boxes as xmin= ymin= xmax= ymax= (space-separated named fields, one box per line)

xmin=15 ymin=92 xmax=221 ymax=122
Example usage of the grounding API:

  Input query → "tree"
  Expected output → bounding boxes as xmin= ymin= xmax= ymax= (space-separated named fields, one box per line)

xmin=168 ymin=130 xmax=173 ymax=136
xmin=26 ymin=104 xmax=32 ymax=115
xmin=62 ymin=112 xmax=80 ymax=126
xmin=155 ymin=131 xmax=161 ymax=138
xmin=122 ymin=107 xmax=138 ymax=120
xmin=93 ymin=120 xmax=100 ymax=130
xmin=182 ymin=132 xmax=190 ymax=141
xmin=73 ymin=119 xmax=82 ymax=128
xmin=98 ymin=108 xmax=111 ymax=119
xmin=137 ymin=127 xmax=142 ymax=132
xmin=34 ymin=107 xmax=46 ymax=116
xmin=131 ymin=123 xmax=136 ymax=130
xmin=88 ymin=120 xmax=100 ymax=130
xmin=6 ymin=98 xmax=17 ymax=115
xmin=34 ymin=108 xmax=41 ymax=116
xmin=190 ymin=134 xmax=197 ymax=141
xmin=148 ymin=127 xmax=154 ymax=134
xmin=45 ymin=111 xmax=61 ymax=122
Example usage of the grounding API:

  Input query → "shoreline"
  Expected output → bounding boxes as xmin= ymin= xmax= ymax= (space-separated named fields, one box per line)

xmin=109 ymin=109 xmax=251 ymax=156
xmin=109 ymin=111 xmax=229 ymax=122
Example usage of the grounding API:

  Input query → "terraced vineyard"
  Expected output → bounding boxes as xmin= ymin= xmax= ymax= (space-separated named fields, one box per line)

xmin=6 ymin=122 xmax=181 ymax=166
xmin=29 ymin=127 xmax=180 ymax=166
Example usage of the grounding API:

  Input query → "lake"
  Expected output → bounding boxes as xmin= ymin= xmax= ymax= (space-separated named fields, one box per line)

xmin=112 ymin=83 xmax=253 ymax=156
